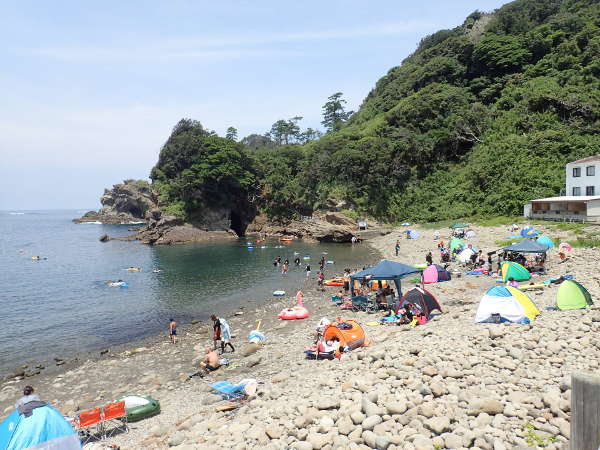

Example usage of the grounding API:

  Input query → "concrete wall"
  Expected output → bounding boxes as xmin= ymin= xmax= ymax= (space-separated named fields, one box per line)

xmin=587 ymin=199 xmax=600 ymax=218
xmin=566 ymin=160 xmax=600 ymax=196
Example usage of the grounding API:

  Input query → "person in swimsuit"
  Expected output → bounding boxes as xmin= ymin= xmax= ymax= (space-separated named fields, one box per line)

xmin=169 ymin=318 xmax=177 ymax=344
xmin=199 ymin=348 xmax=221 ymax=374
xmin=305 ymin=265 xmax=311 ymax=279
xmin=211 ymin=315 xmax=221 ymax=350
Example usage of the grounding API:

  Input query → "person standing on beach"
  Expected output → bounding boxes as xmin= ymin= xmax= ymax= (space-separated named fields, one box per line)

xmin=282 ymin=260 xmax=289 ymax=275
xmin=426 ymin=252 xmax=433 ymax=266
xmin=211 ymin=315 xmax=221 ymax=350
xmin=305 ymin=264 xmax=311 ymax=279
xmin=318 ymin=271 xmax=325 ymax=291
xmin=211 ymin=315 xmax=234 ymax=353
xmin=294 ymin=256 xmax=300 ymax=266
xmin=169 ymin=318 xmax=178 ymax=344
xmin=395 ymin=240 xmax=400 ymax=256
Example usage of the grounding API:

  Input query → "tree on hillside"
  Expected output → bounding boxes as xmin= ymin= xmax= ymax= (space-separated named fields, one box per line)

xmin=270 ymin=116 xmax=303 ymax=145
xmin=226 ymin=127 xmax=238 ymax=141
xmin=240 ymin=133 xmax=274 ymax=149
xmin=299 ymin=128 xmax=323 ymax=144
xmin=321 ymin=92 xmax=353 ymax=133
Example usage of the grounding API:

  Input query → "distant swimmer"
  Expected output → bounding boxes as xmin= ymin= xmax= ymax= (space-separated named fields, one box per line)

xmin=153 ymin=268 xmax=162 ymax=273
xmin=31 ymin=256 xmax=46 ymax=261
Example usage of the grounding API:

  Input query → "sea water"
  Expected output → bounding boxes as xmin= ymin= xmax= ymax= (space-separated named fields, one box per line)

xmin=0 ymin=210 xmax=374 ymax=374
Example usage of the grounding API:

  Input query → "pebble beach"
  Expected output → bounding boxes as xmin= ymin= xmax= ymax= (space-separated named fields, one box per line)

xmin=2 ymin=222 xmax=600 ymax=449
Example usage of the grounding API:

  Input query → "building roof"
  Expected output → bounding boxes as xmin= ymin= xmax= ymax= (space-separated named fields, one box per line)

xmin=530 ymin=196 xmax=600 ymax=202
xmin=569 ymin=154 xmax=600 ymax=165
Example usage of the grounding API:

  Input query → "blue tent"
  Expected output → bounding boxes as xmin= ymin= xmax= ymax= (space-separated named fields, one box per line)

xmin=408 ymin=230 xmax=420 ymax=239
xmin=0 ymin=405 xmax=81 ymax=450
xmin=521 ymin=226 xmax=539 ymax=237
xmin=536 ymin=236 xmax=555 ymax=248
xmin=350 ymin=260 xmax=421 ymax=296
xmin=502 ymin=239 xmax=548 ymax=253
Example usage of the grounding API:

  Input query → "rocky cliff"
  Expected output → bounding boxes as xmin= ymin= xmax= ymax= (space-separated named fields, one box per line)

xmin=247 ymin=211 xmax=387 ymax=243
xmin=74 ymin=180 xmax=156 ymax=224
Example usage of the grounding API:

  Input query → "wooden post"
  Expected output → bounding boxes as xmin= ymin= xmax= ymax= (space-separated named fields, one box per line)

xmin=571 ymin=371 xmax=600 ymax=450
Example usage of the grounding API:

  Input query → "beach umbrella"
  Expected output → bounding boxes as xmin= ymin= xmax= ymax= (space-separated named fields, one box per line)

xmin=536 ymin=236 xmax=555 ymax=248
xmin=559 ymin=242 xmax=573 ymax=253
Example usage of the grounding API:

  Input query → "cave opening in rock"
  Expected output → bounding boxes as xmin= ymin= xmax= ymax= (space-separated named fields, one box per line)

xmin=229 ymin=210 xmax=244 ymax=236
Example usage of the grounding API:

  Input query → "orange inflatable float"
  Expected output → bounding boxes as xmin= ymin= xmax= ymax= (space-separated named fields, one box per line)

xmin=324 ymin=278 xmax=344 ymax=287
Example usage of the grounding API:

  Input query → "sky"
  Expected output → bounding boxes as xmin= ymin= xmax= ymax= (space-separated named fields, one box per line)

xmin=0 ymin=0 xmax=509 ymax=210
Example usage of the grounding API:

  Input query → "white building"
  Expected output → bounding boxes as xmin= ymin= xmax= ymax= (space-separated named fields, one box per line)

xmin=566 ymin=155 xmax=600 ymax=197
xmin=524 ymin=155 xmax=600 ymax=222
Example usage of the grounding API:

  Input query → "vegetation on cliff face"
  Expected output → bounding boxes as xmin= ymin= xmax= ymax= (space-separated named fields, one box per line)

xmin=150 ymin=119 xmax=259 ymax=229
xmin=149 ymin=0 xmax=600 ymax=227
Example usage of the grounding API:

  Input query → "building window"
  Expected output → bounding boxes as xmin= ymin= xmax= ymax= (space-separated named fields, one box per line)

xmin=586 ymin=186 xmax=595 ymax=196
xmin=573 ymin=187 xmax=581 ymax=196
xmin=587 ymin=166 xmax=595 ymax=176
xmin=573 ymin=167 xmax=581 ymax=177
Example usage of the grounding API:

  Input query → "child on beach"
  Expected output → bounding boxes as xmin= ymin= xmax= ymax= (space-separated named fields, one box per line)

xmin=169 ymin=318 xmax=178 ymax=344
xmin=305 ymin=265 xmax=311 ymax=278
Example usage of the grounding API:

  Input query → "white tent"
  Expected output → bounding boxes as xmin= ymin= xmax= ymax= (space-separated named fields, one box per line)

xmin=457 ymin=247 xmax=475 ymax=263
xmin=474 ymin=286 xmax=532 ymax=323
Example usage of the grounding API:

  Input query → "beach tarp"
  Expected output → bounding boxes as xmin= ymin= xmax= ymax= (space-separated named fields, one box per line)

xmin=502 ymin=239 xmax=548 ymax=253
xmin=465 ymin=230 xmax=476 ymax=238
xmin=450 ymin=238 xmax=463 ymax=252
xmin=0 ymin=405 xmax=81 ymax=450
xmin=556 ymin=280 xmax=593 ymax=310
xmin=351 ymin=260 xmax=420 ymax=296
xmin=395 ymin=287 xmax=442 ymax=319
xmin=536 ymin=236 xmax=555 ymax=248
xmin=475 ymin=286 xmax=540 ymax=323
xmin=408 ymin=230 xmax=420 ymax=239
xmin=501 ymin=261 xmax=531 ymax=282
xmin=521 ymin=226 xmax=539 ymax=237
xmin=422 ymin=264 xmax=451 ymax=284
xmin=449 ymin=223 xmax=469 ymax=229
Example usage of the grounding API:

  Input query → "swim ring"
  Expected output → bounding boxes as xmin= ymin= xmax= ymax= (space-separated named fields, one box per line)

xmin=248 ymin=330 xmax=266 ymax=344
xmin=108 ymin=281 xmax=128 ymax=287
xmin=127 ymin=267 xmax=142 ymax=272
xmin=278 ymin=306 xmax=309 ymax=320
xmin=273 ymin=290 xmax=286 ymax=296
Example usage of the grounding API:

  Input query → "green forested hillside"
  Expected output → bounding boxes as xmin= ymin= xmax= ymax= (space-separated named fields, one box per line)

xmin=152 ymin=0 xmax=600 ymax=225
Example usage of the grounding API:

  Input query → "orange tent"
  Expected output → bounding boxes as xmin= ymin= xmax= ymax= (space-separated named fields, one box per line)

xmin=323 ymin=319 xmax=367 ymax=352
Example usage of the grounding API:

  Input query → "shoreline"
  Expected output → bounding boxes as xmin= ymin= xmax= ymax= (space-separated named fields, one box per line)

xmin=0 ymin=241 xmax=381 ymax=415
xmin=3 ymin=221 xmax=598 ymax=448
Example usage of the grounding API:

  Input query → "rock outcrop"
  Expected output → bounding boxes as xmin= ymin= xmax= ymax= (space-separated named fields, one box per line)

xmin=134 ymin=208 xmax=237 ymax=245
xmin=74 ymin=180 xmax=156 ymax=224
xmin=248 ymin=212 xmax=365 ymax=243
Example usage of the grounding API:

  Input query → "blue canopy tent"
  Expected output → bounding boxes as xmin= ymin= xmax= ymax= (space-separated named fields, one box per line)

xmin=350 ymin=260 xmax=421 ymax=296
xmin=0 ymin=405 xmax=81 ymax=449
xmin=502 ymin=239 xmax=548 ymax=253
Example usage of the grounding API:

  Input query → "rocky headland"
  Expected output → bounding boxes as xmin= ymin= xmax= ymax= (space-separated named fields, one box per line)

xmin=74 ymin=179 xmax=156 ymax=224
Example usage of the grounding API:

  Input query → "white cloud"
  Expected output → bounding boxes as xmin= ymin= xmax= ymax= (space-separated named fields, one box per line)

xmin=26 ymin=20 xmax=439 ymax=63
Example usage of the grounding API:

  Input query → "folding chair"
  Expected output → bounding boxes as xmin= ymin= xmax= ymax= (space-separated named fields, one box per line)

xmin=102 ymin=401 xmax=128 ymax=438
xmin=76 ymin=407 xmax=103 ymax=444
xmin=210 ymin=381 xmax=246 ymax=401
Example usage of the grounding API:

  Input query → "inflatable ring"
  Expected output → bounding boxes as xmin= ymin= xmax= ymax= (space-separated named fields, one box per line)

xmin=278 ymin=306 xmax=309 ymax=320
xmin=273 ymin=290 xmax=285 ymax=296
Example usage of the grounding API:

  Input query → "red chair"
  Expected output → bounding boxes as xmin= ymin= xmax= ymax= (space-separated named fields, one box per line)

xmin=103 ymin=401 xmax=128 ymax=438
xmin=76 ymin=407 xmax=103 ymax=443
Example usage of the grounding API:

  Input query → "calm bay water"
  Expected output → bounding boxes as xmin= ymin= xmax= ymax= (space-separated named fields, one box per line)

xmin=0 ymin=210 xmax=374 ymax=374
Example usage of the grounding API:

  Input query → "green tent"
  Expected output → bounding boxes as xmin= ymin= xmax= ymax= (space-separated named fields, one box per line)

xmin=449 ymin=223 xmax=469 ymax=229
xmin=501 ymin=261 xmax=531 ymax=282
xmin=450 ymin=238 xmax=463 ymax=252
xmin=556 ymin=280 xmax=593 ymax=310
